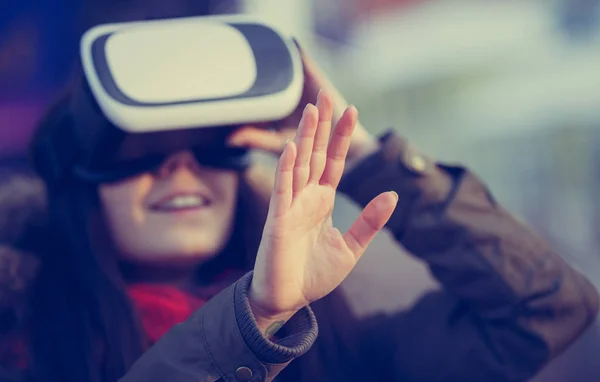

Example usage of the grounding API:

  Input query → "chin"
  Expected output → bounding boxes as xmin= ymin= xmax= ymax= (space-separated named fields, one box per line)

xmin=124 ymin=247 xmax=219 ymax=269
xmin=118 ymin=228 xmax=231 ymax=266
xmin=150 ymin=235 xmax=225 ymax=261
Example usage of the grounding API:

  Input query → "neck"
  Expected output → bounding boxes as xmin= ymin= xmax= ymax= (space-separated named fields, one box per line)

xmin=119 ymin=261 xmax=200 ymax=291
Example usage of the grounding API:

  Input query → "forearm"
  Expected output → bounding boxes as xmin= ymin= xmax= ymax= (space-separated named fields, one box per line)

xmin=121 ymin=272 xmax=317 ymax=382
xmin=341 ymin=130 xmax=599 ymax=373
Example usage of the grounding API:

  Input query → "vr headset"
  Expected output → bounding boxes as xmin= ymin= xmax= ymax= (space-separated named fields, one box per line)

xmin=36 ymin=15 xmax=303 ymax=185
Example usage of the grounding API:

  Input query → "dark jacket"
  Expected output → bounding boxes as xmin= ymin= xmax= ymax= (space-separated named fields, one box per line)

xmin=119 ymin=131 xmax=600 ymax=382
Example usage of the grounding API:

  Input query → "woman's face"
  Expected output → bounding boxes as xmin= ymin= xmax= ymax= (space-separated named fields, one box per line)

xmin=98 ymin=150 xmax=239 ymax=266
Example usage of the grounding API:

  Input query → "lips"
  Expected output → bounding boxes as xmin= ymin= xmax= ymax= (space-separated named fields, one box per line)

xmin=149 ymin=193 xmax=211 ymax=212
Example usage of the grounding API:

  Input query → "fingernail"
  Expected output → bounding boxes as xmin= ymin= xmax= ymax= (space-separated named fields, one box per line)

xmin=389 ymin=191 xmax=399 ymax=202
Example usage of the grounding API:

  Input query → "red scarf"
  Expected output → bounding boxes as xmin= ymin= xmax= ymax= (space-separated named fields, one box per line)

xmin=128 ymin=283 xmax=208 ymax=343
xmin=0 ymin=271 xmax=243 ymax=370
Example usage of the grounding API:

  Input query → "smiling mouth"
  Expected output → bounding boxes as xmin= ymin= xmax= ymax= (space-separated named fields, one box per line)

xmin=150 ymin=195 xmax=212 ymax=212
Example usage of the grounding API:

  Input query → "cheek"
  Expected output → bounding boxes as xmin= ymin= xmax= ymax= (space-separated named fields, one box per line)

xmin=217 ymin=173 xmax=239 ymax=217
xmin=98 ymin=177 xmax=153 ymax=251
xmin=223 ymin=175 xmax=240 ymax=207
xmin=197 ymin=172 xmax=240 ymax=250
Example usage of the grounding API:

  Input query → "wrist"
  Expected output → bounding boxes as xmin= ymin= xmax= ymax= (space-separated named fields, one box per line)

xmin=248 ymin=287 xmax=298 ymax=339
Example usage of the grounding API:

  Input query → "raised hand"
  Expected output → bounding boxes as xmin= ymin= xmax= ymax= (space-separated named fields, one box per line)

xmin=248 ymin=91 xmax=398 ymax=334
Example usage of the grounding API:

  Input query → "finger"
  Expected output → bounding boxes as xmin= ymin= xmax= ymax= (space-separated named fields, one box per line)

xmin=308 ymin=90 xmax=333 ymax=183
xmin=293 ymin=104 xmax=319 ymax=194
xmin=269 ymin=141 xmax=297 ymax=218
xmin=227 ymin=126 xmax=287 ymax=154
xmin=320 ymin=106 xmax=358 ymax=188
xmin=343 ymin=191 xmax=398 ymax=259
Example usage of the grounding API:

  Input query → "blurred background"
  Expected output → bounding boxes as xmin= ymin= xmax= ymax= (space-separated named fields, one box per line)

xmin=2 ymin=0 xmax=600 ymax=380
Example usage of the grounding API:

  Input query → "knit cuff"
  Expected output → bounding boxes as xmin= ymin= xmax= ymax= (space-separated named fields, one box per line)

xmin=234 ymin=272 xmax=318 ymax=364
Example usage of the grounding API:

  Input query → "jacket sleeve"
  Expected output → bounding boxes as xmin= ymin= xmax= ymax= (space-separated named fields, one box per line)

xmin=119 ymin=272 xmax=318 ymax=382
xmin=338 ymin=131 xmax=600 ymax=382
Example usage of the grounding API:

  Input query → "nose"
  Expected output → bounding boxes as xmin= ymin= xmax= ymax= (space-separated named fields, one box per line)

xmin=156 ymin=151 xmax=200 ymax=178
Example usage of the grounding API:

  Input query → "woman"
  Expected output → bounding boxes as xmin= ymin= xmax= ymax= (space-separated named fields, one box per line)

xmin=122 ymin=51 xmax=600 ymax=382
xmin=2 ymin=44 xmax=599 ymax=382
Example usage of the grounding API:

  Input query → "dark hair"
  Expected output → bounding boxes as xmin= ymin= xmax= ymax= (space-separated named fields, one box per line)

xmin=26 ymin=80 xmax=264 ymax=381
xmin=28 ymin=96 xmax=143 ymax=381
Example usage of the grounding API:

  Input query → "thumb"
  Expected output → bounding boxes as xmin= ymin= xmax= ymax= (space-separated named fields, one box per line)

xmin=343 ymin=191 xmax=398 ymax=259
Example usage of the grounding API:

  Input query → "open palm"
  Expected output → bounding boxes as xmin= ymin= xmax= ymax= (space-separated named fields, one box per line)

xmin=250 ymin=91 xmax=398 ymax=317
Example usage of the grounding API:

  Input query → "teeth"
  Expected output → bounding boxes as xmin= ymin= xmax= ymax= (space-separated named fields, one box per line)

xmin=158 ymin=195 xmax=207 ymax=210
